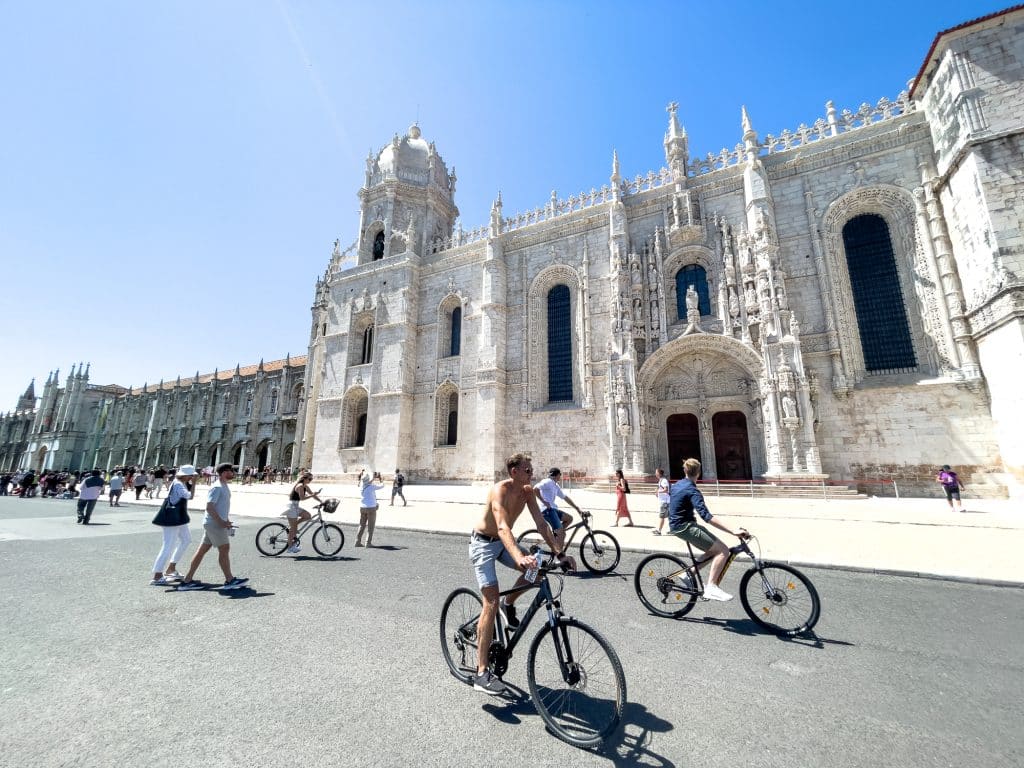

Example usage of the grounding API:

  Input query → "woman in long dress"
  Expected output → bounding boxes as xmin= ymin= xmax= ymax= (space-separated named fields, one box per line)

xmin=613 ymin=469 xmax=634 ymax=527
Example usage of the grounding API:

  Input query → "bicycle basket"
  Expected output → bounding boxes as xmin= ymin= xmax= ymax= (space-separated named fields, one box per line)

xmin=322 ymin=498 xmax=340 ymax=514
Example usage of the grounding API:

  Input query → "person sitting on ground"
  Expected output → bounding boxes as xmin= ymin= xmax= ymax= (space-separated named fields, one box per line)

xmin=285 ymin=471 xmax=321 ymax=554
xmin=936 ymin=464 xmax=966 ymax=512
xmin=531 ymin=467 xmax=580 ymax=555
xmin=667 ymin=458 xmax=749 ymax=602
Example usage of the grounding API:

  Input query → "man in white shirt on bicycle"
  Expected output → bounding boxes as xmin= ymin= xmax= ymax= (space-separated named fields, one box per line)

xmin=532 ymin=467 xmax=581 ymax=555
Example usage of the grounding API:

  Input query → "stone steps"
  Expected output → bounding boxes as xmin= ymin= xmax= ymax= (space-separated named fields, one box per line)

xmin=572 ymin=480 xmax=866 ymax=500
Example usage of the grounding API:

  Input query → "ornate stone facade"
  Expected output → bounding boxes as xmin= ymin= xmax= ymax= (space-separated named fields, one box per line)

xmin=0 ymin=358 xmax=307 ymax=473
xmin=303 ymin=9 xmax=1024 ymax=494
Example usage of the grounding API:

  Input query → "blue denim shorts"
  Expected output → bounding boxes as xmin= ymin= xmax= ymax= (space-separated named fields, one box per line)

xmin=468 ymin=533 xmax=518 ymax=589
xmin=542 ymin=507 xmax=564 ymax=532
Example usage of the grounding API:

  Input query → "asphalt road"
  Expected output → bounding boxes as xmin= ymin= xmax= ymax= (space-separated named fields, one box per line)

xmin=1 ymin=496 xmax=1022 ymax=767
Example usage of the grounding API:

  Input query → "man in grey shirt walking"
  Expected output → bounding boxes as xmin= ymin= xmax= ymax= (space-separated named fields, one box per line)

xmin=177 ymin=463 xmax=248 ymax=591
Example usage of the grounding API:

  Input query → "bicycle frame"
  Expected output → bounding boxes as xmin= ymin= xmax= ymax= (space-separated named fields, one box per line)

xmin=531 ymin=511 xmax=594 ymax=550
xmin=678 ymin=537 xmax=759 ymax=594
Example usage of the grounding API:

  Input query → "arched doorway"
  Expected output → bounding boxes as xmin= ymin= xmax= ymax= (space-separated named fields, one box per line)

xmin=713 ymin=411 xmax=751 ymax=480
xmin=257 ymin=441 xmax=270 ymax=471
xmin=35 ymin=446 xmax=48 ymax=472
xmin=232 ymin=443 xmax=243 ymax=466
xmin=666 ymin=414 xmax=700 ymax=480
xmin=209 ymin=447 xmax=219 ymax=467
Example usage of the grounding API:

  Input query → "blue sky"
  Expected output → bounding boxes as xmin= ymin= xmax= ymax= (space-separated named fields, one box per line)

xmin=0 ymin=0 xmax=1008 ymax=408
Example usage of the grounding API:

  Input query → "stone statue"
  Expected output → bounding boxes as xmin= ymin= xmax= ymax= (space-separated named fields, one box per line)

xmin=782 ymin=394 xmax=797 ymax=420
xmin=617 ymin=402 xmax=629 ymax=427
xmin=686 ymin=285 xmax=699 ymax=313
xmin=745 ymin=285 xmax=757 ymax=308
xmin=789 ymin=314 xmax=801 ymax=338
xmin=729 ymin=290 xmax=740 ymax=317
xmin=332 ymin=238 xmax=341 ymax=259
xmin=633 ymin=297 xmax=643 ymax=323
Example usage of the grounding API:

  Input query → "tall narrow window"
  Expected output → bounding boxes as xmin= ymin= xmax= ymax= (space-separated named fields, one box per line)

xmin=547 ymin=285 xmax=573 ymax=403
xmin=269 ymin=389 xmax=278 ymax=414
xmin=446 ymin=392 xmax=458 ymax=445
xmin=361 ymin=325 xmax=374 ymax=365
xmin=244 ymin=394 xmax=253 ymax=418
xmin=675 ymin=265 xmax=710 ymax=318
xmin=450 ymin=307 xmax=462 ymax=357
xmin=373 ymin=231 xmax=385 ymax=260
xmin=356 ymin=413 xmax=367 ymax=446
xmin=842 ymin=215 xmax=916 ymax=373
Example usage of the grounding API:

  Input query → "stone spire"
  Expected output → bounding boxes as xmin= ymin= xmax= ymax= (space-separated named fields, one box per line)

xmin=664 ymin=102 xmax=689 ymax=176
xmin=611 ymin=150 xmax=622 ymax=202
xmin=489 ymin=191 xmax=504 ymax=237
xmin=741 ymin=105 xmax=758 ymax=157
xmin=16 ymin=379 xmax=36 ymax=412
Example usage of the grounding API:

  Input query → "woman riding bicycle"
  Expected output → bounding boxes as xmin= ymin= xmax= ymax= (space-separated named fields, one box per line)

xmin=286 ymin=472 xmax=321 ymax=554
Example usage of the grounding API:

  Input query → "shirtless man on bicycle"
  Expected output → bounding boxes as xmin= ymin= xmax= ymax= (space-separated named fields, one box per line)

xmin=668 ymin=458 xmax=749 ymax=602
xmin=469 ymin=453 xmax=576 ymax=694
xmin=285 ymin=471 xmax=321 ymax=554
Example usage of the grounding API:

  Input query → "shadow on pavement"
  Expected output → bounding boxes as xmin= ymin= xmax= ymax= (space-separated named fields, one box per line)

xmin=597 ymin=701 xmax=676 ymax=767
xmin=292 ymin=555 xmax=359 ymax=562
xmin=219 ymin=587 xmax=273 ymax=599
xmin=359 ymin=544 xmax=407 ymax=552
xmin=80 ymin=522 xmax=111 ymax=526
xmin=676 ymin=615 xmax=854 ymax=648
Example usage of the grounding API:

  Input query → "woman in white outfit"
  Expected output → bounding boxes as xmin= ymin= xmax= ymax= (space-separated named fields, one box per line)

xmin=150 ymin=465 xmax=197 ymax=585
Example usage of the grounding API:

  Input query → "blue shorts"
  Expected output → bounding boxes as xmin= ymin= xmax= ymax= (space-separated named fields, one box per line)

xmin=542 ymin=507 xmax=564 ymax=532
xmin=468 ymin=532 xmax=518 ymax=589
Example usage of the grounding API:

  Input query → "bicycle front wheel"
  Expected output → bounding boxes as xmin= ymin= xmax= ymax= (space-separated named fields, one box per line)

xmin=312 ymin=523 xmax=345 ymax=556
xmin=527 ymin=618 xmax=626 ymax=748
xmin=739 ymin=562 xmax=821 ymax=636
xmin=440 ymin=588 xmax=483 ymax=684
xmin=634 ymin=553 xmax=698 ymax=618
xmin=255 ymin=522 xmax=289 ymax=557
xmin=578 ymin=531 xmax=620 ymax=574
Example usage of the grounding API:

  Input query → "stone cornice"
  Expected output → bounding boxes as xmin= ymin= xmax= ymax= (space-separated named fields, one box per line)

xmin=967 ymin=284 xmax=1024 ymax=340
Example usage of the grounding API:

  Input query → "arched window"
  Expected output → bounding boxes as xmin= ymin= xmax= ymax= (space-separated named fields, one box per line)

xmin=361 ymin=325 xmax=374 ymax=365
xmin=675 ymin=265 xmax=710 ymax=318
xmin=842 ymin=214 xmax=916 ymax=373
xmin=373 ymin=231 xmax=385 ymax=260
xmin=341 ymin=388 xmax=369 ymax=448
xmin=446 ymin=392 xmax=458 ymax=445
xmin=547 ymin=285 xmax=573 ymax=403
xmin=449 ymin=307 xmax=462 ymax=357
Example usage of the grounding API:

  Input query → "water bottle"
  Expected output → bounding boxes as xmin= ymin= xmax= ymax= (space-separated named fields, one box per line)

xmin=524 ymin=558 xmax=539 ymax=583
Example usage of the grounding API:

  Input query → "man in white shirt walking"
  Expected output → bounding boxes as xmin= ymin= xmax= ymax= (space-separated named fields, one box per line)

xmin=653 ymin=467 xmax=670 ymax=535
xmin=177 ymin=463 xmax=248 ymax=591
xmin=77 ymin=469 xmax=105 ymax=524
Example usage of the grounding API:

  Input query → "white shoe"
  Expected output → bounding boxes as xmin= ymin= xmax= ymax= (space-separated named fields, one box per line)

xmin=702 ymin=583 xmax=733 ymax=602
xmin=165 ymin=571 xmax=184 ymax=581
xmin=287 ymin=544 xmax=301 ymax=554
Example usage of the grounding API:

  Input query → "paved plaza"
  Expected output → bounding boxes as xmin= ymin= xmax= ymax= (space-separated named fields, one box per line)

xmin=1 ymin=490 xmax=1022 ymax=767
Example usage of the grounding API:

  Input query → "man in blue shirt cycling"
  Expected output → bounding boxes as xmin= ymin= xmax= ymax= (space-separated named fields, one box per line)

xmin=668 ymin=457 xmax=748 ymax=602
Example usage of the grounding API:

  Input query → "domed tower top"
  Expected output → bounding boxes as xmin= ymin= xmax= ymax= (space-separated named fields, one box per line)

xmin=357 ymin=123 xmax=459 ymax=264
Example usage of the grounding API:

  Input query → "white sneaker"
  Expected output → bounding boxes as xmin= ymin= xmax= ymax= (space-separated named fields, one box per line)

xmin=287 ymin=544 xmax=301 ymax=554
xmin=702 ymin=583 xmax=733 ymax=602
xmin=165 ymin=571 xmax=184 ymax=581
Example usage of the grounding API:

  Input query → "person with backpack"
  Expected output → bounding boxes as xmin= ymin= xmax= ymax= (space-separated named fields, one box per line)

xmin=390 ymin=468 xmax=406 ymax=507
xmin=936 ymin=464 xmax=966 ymax=512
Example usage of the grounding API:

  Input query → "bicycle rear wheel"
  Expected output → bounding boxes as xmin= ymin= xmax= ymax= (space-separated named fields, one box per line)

xmin=312 ymin=523 xmax=345 ymax=556
xmin=739 ymin=562 xmax=821 ymax=636
xmin=634 ymin=553 xmax=698 ymax=618
xmin=527 ymin=617 xmax=626 ymax=748
xmin=255 ymin=522 xmax=289 ymax=557
xmin=516 ymin=529 xmax=543 ymax=547
xmin=578 ymin=531 xmax=620 ymax=574
xmin=440 ymin=588 xmax=483 ymax=684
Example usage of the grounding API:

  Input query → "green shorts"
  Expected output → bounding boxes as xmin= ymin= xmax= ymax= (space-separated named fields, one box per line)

xmin=669 ymin=521 xmax=722 ymax=552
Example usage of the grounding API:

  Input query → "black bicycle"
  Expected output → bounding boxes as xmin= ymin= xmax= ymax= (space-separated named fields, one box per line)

xmin=255 ymin=497 xmax=345 ymax=557
xmin=634 ymin=532 xmax=821 ymax=636
xmin=516 ymin=510 xmax=620 ymax=574
xmin=440 ymin=549 xmax=626 ymax=748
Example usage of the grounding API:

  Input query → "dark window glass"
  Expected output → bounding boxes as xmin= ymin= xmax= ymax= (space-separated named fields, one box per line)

xmin=446 ymin=393 xmax=458 ymax=445
xmin=547 ymin=285 xmax=573 ymax=402
xmin=842 ymin=215 xmax=917 ymax=373
xmin=450 ymin=307 xmax=461 ymax=357
xmin=675 ymin=265 xmax=710 ymax=318
xmin=373 ymin=231 xmax=385 ymax=260
xmin=355 ymin=413 xmax=367 ymax=446
xmin=361 ymin=325 xmax=374 ymax=365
